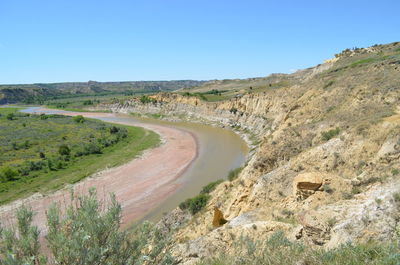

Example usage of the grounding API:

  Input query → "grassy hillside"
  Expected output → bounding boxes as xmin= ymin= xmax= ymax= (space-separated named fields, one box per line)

xmin=0 ymin=80 xmax=206 ymax=104
xmin=0 ymin=108 xmax=159 ymax=204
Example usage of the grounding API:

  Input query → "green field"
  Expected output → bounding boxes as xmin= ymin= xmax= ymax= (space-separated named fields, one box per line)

xmin=0 ymin=108 xmax=160 ymax=204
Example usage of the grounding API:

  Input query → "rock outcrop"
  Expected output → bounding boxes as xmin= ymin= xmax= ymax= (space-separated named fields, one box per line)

xmin=293 ymin=172 xmax=324 ymax=200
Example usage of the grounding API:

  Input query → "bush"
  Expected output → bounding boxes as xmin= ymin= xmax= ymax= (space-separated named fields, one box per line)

xmin=83 ymin=99 xmax=93 ymax=105
xmin=227 ymin=167 xmax=243 ymax=181
xmin=73 ymin=115 xmax=85 ymax=123
xmin=0 ymin=189 xmax=174 ymax=265
xmin=84 ymin=143 xmax=102 ymax=154
xmin=179 ymin=194 xmax=210 ymax=215
xmin=109 ymin=125 xmax=120 ymax=134
xmin=40 ymin=114 xmax=49 ymax=120
xmin=140 ymin=95 xmax=156 ymax=104
xmin=0 ymin=166 xmax=19 ymax=182
xmin=6 ymin=113 xmax=15 ymax=120
xmin=0 ymin=205 xmax=46 ymax=264
xmin=230 ymin=107 xmax=238 ymax=114
xmin=58 ymin=144 xmax=71 ymax=156
xmin=321 ymin=127 xmax=340 ymax=141
xmin=200 ymin=179 xmax=223 ymax=194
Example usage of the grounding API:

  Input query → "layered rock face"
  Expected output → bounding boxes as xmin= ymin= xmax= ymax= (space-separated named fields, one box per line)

xmin=100 ymin=42 xmax=400 ymax=264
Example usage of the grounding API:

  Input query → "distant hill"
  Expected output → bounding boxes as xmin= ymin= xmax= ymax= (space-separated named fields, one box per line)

xmin=0 ymin=80 xmax=206 ymax=104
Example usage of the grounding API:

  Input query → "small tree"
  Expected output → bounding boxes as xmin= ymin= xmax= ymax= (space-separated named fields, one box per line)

xmin=73 ymin=115 xmax=85 ymax=123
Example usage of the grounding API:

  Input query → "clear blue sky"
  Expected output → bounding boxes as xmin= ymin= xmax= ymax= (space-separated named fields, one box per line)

xmin=0 ymin=0 xmax=399 ymax=84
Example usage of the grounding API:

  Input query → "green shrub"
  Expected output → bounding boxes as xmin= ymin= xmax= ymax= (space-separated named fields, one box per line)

xmin=230 ymin=107 xmax=238 ymax=114
xmin=321 ymin=127 xmax=340 ymax=141
xmin=6 ymin=113 xmax=15 ymax=120
xmin=227 ymin=167 xmax=243 ymax=181
xmin=200 ymin=179 xmax=223 ymax=194
xmin=179 ymin=194 xmax=210 ymax=215
xmin=391 ymin=168 xmax=399 ymax=176
xmin=109 ymin=125 xmax=120 ymax=134
xmin=58 ymin=144 xmax=71 ymax=156
xmin=0 ymin=188 xmax=174 ymax=265
xmin=83 ymin=99 xmax=93 ymax=105
xmin=0 ymin=166 xmax=19 ymax=182
xmin=73 ymin=115 xmax=85 ymax=123
xmin=140 ymin=95 xmax=156 ymax=104
xmin=0 ymin=205 xmax=46 ymax=264
xmin=40 ymin=114 xmax=49 ymax=120
xmin=84 ymin=143 xmax=102 ymax=154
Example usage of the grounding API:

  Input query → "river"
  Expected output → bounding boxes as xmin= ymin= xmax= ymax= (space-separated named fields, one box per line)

xmin=15 ymin=107 xmax=248 ymax=226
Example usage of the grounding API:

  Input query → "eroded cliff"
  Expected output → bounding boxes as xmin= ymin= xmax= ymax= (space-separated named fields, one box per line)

xmin=99 ymin=42 xmax=400 ymax=264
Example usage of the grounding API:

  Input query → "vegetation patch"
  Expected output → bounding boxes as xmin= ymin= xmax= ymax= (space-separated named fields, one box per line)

xmin=140 ymin=95 xmax=157 ymax=104
xmin=0 ymin=108 xmax=159 ymax=204
xmin=323 ymin=80 xmax=335 ymax=89
xmin=200 ymin=179 xmax=223 ymax=194
xmin=227 ymin=167 xmax=243 ymax=181
xmin=0 ymin=189 xmax=174 ymax=264
xmin=350 ymin=57 xmax=377 ymax=67
xmin=321 ymin=127 xmax=340 ymax=141
xmin=198 ymin=231 xmax=400 ymax=265
xmin=179 ymin=194 xmax=210 ymax=215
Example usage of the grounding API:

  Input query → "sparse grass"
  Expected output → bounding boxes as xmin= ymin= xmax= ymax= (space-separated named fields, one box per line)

xmin=321 ymin=127 xmax=340 ymax=141
xmin=197 ymin=231 xmax=400 ymax=265
xmin=327 ymin=217 xmax=337 ymax=228
xmin=276 ymin=209 xmax=296 ymax=225
xmin=350 ymin=57 xmax=377 ymax=67
xmin=323 ymin=80 xmax=335 ymax=89
xmin=150 ymin=113 xmax=164 ymax=119
xmin=323 ymin=184 xmax=334 ymax=194
xmin=342 ymin=192 xmax=354 ymax=200
xmin=351 ymin=186 xmax=362 ymax=195
xmin=393 ymin=192 xmax=400 ymax=204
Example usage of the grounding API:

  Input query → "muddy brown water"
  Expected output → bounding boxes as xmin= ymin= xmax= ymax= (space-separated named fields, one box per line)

xmin=21 ymin=107 xmax=248 ymax=224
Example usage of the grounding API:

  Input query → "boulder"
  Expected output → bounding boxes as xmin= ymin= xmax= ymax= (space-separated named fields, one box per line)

xmin=212 ymin=207 xmax=228 ymax=227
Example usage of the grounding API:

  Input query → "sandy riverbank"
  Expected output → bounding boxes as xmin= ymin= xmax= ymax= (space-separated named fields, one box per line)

xmin=0 ymin=109 xmax=197 ymax=234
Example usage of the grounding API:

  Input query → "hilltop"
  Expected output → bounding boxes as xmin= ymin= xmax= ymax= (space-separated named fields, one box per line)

xmin=0 ymin=80 xmax=206 ymax=104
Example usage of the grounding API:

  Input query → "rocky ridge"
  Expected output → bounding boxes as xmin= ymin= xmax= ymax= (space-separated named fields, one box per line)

xmin=98 ymin=42 xmax=400 ymax=264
